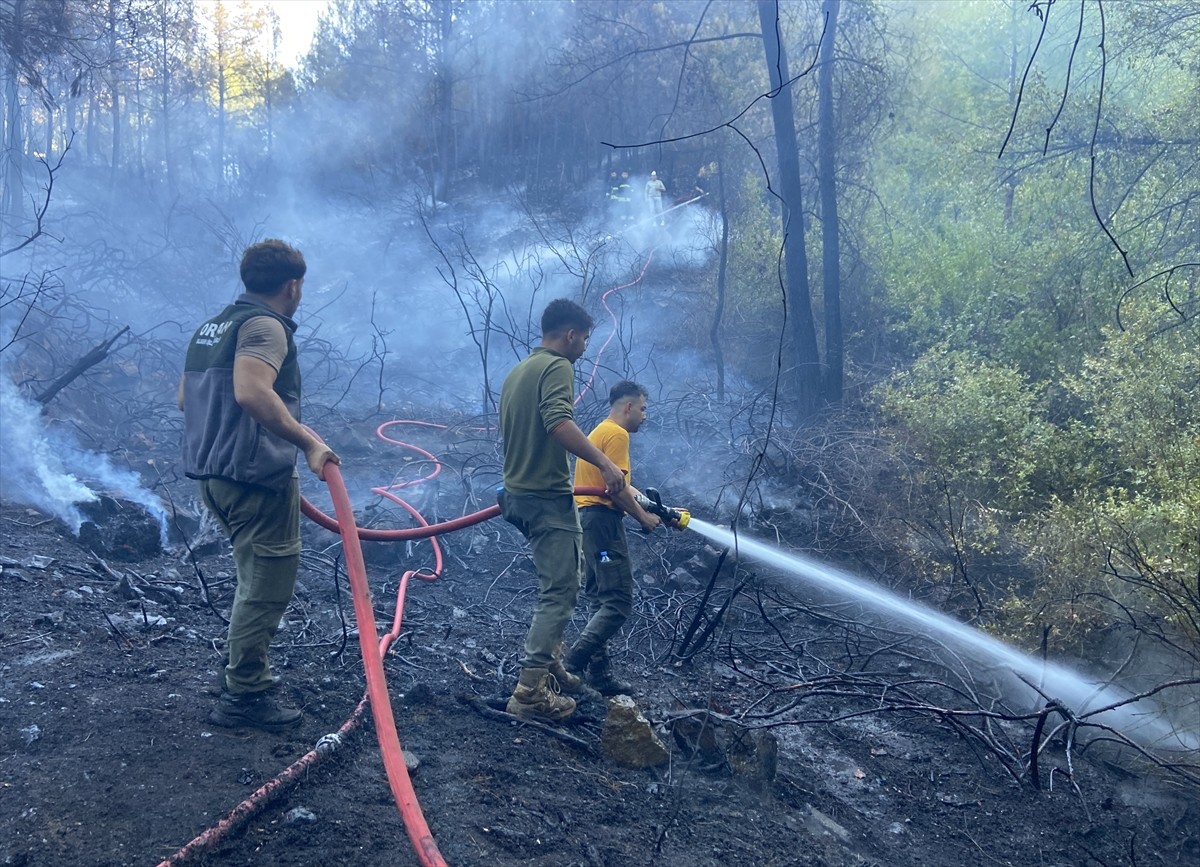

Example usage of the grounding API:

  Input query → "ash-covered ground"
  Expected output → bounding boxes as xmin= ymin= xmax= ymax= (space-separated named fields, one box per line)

xmin=1 ymin=422 xmax=1197 ymax=867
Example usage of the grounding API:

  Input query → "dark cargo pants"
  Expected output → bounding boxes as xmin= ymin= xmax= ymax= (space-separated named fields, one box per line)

xmin=499 ymin=491 xmax=583 ymax=669
xmin=200 ymin=476 xmax=301 ymax=695
xmin=578 ymin=506 xmax=633 ymax=646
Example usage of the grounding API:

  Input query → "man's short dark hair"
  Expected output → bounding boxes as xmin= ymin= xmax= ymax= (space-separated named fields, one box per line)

xmin=609 ymin=380 xmax=647 ymax=406
xmin=541 ymin=299 xmax=593 ymax=336
xmin=240 ymin=239 xmax=306 ymax=295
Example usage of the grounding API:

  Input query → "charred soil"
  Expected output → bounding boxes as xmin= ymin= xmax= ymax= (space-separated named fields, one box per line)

xmin=1 ymin=467 xmax=1198 ymax=867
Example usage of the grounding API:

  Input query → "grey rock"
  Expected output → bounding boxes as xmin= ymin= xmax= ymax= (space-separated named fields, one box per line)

xmin=285 ymin=806 xmax=317 ymax=824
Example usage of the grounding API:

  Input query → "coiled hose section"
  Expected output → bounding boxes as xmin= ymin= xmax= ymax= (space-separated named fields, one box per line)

xmin=159 ymin=421 xmax=603 ymax=866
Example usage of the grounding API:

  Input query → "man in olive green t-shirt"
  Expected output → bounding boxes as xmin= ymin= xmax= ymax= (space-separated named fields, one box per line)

xmin=498 ymin=299 xmax=625 ymax=721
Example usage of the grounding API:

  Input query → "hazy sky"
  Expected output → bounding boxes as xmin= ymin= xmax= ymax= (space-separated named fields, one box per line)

xmin=267 ymin=0 xmax=328 ymax=66
xmin=197 ymin=0 xmax=329 ymax=68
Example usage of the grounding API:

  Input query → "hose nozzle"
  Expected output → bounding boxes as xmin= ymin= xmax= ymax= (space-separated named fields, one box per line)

xmin=635 ymin=488 xmax=689 ymax=531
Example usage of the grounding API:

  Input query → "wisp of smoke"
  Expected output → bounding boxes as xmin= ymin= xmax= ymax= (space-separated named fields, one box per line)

xmin=0 ymin=373 xmax=169 ymax=544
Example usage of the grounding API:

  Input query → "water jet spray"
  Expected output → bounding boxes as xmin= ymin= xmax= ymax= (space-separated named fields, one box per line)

xmin=683 ymin=517 xmax=1198 ymax=752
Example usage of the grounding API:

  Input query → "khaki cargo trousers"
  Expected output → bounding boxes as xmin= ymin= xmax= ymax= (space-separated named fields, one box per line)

xmin=199 ymin=476 xmax=301 ymax=695
xmin=499 ymin=490 xmax=583 ymax=669
xmin=578 ymin=506 xmax=634 ymax=646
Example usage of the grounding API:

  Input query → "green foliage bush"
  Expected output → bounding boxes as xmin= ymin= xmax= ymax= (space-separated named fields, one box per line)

xmin=875 ymin=346 xmax=1054 ymax=515
xmin=1019 ymin=303 xmax=1200 ymax=655
xmin=873 ymin=303 xmax=1198 ymax=659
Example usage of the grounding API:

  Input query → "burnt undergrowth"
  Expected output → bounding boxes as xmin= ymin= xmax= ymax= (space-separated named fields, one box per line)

xmin=1 ymin=391 xmax=1198 ymax=866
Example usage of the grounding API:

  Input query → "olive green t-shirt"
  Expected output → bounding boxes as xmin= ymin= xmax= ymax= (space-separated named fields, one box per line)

xmin=499 ymin=347 xmax=575 ymax=495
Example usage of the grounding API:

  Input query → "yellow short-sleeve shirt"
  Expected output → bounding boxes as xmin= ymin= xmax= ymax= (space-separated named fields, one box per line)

xmin=574 ymin=418 xmax=631 ymax=509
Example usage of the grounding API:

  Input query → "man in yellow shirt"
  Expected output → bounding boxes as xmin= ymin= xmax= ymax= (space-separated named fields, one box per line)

xmin=566 ymin=381 xmax=662 ymax=694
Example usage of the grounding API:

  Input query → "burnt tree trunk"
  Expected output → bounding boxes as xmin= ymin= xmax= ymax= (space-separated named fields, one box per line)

xmin=757 ymin=0 xmax=821 ymax=415
xmin=711 ymin=160 xmax=729 ymax=402
xmin=818 ymin=0 xmax=842 ymax=404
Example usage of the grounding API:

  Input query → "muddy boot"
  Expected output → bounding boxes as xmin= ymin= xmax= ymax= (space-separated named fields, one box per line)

xmin=587 ymin=649 xmax=633 ymax=697
xmin=564 ymin=634 xmax=603 ymax=679
xmin=209 ymin=690 xmax=302 ymax=732
xmin=506 ymin=667 xmax=576 ymax=721
xmin=548 ymin=642 xmax=583 ymax=693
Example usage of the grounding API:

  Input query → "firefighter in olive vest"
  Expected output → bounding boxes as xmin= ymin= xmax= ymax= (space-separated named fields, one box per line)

xmin=179 ymin=239 xmax=339 ymax=732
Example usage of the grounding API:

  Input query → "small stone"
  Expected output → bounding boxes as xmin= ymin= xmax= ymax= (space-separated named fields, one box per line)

xmin=402 ymin=750 xmax=421 ymax=772
xmin=32 ymin=611 xmax=64 ymax=628
xmin=285 ymin=807 xmax=317 ymax=824
xmin=19 ymin=724 xmax=41 ymax=745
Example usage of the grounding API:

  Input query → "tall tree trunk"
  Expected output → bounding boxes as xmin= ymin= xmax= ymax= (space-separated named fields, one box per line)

xmin=435 ymin=0 xmax=454 ymax=203
xmin=818 ymin=0 xmax=842 ymax=404
xmin=108 ymin=0 xmax=121 ymax=182
xmin=1003 ymin=0 xmax=1017 ymax=225
xmin=215 ymin=2 xmax=228 ymax=191
xmin=66 ymin=67 xmax=78 ymax=148
xmin=217 ymin=62 xmax=226 ymax=190
xmin=134 ymin=72 xmax=144 ymax=178
xmin=86 ymin=90 xmax=99 ymax=163
xmin=265 ymin=26 xmax=276 ymax=166
xmin=44 ymin=95 xmax=54 ymax=157
xmin=159 ymin=7 xmax=174 ymax=195
xmin=2 ymin=0 xmax=25 ymax=218
xmin=711 ymin=160 xmax=728 ymax=402
xmin=756 ymin=0 xmax=821 ymax=413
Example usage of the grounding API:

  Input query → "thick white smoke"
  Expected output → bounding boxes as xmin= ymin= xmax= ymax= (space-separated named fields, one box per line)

xmin=0 ymin=373 xmax=168 ymax=542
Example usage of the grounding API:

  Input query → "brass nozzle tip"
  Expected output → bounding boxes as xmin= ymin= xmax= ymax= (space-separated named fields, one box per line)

xmin=676 ymin=510 xmax=690 ymax=530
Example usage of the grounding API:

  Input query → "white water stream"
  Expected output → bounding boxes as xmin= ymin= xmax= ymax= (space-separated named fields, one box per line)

xmin=686 ymin=518 xmax=1198 ymax=750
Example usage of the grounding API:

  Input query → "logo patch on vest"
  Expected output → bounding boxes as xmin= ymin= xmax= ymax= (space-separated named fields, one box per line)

xmin=194 ymin=320 xmax=233 ymax=347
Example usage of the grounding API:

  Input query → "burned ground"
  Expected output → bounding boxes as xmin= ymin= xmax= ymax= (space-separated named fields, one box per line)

xmin=1 ymin=428 xmax=1198 ymax=867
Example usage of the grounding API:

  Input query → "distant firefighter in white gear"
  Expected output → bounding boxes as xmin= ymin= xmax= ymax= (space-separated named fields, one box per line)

xmin=645 ymin=171 xmax=666 ymax=225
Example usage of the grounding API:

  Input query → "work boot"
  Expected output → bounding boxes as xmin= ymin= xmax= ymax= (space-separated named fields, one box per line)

xmin=216 ymin=655 xmax=282 ymax=696
xmin=563 ymin=635 xmax=603 ymax=679
xmin=548 ymin=642 xmax=583 ymax=692
xmin=506 ymin=667 xmax=576 ymax=721
xmin=587 ymin=649 xmax=633 ymax=697
xmin=209 ymin=690 xmax=302 ymax=732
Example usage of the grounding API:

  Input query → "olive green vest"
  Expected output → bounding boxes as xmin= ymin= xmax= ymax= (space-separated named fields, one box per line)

xmin=181 ymin=294 xmax=300 ymax=493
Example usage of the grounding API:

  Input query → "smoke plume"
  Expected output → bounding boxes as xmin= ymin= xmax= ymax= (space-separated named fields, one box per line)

xmin=0 ymin=373 xmax=168 ymax=542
